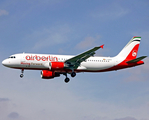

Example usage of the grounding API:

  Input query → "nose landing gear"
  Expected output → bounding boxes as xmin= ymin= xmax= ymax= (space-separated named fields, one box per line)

xmin=20 ymin=69 xmax=24 ymax=78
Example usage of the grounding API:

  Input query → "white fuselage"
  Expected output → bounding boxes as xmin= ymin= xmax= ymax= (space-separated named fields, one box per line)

xmin=2 ymin=53 xmax=118 ymax=72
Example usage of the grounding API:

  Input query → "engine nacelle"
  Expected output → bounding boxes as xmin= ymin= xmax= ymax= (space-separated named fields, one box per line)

xmin=41 ymin=70 xmax=60 ymax=79
xmin=49 ymin=62 xmax=64 ymax=70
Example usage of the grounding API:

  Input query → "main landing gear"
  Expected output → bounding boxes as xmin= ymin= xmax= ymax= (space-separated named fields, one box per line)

xmin=20 ymin=69 xmax=24 ymax=78
xmin=63 ymin=72 xmax=76 ymax=83
xmin=71 ymin=72 xmax=76 ymax=77
xmin=64 ymin=73 xmax=70 ymax=83
xmin=65 ymin=77 xmax=70 ymax=83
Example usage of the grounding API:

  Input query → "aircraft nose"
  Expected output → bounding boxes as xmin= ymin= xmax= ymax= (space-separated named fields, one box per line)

xmin=2 ymin=59 xmax=9 ymax=66
xmin=2 ymin=59 xmax=6 ymax=66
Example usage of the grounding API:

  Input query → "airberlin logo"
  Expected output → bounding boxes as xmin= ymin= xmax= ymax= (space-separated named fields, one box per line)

xmin=132 ymin=50 xmax=137 ymax=57
xmin=25 ymin=55 xmax=58 ymax=61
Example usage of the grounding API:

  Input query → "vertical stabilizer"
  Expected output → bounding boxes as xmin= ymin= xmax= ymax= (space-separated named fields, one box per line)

xmin=116 ymin=36 xmax=141 ymax=60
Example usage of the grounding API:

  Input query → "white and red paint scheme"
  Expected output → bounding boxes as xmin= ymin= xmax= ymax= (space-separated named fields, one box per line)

xmin=2 ymin=37 xmax=147 ymax=83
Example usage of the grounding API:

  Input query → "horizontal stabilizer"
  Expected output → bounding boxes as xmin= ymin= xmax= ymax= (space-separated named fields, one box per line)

xmin=126 ymin=56 xmax=147 ymax=63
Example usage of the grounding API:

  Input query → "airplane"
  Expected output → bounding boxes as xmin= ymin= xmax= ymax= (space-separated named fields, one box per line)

xmin=2 ymin=36 xmax=147 ymax=83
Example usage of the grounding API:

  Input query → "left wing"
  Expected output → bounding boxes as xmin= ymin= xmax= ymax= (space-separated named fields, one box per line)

xmin=64 ymin=45 xmax=104 ymax=69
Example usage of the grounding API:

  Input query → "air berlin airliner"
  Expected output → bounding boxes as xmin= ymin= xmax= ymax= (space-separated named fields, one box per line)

xmin=2 ymin=36 xmax=147 ymax=83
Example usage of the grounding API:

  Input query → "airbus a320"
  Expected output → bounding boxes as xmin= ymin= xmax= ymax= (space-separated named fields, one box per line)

xmin=2 ymin=36 xmax=147 ymax=83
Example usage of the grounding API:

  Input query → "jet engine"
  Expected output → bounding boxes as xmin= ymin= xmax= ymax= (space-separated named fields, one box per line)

xmin=41 ymin=70 xmax=60 ymax=79
xmin=43 ymin=62 xmax=65 ymax=70
xmin=49 ymin=62 xmax=65 ymax=70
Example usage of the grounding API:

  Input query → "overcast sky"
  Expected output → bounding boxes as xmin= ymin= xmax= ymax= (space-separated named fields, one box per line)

xmin=0 ymin=0 xmax=149 ymax=120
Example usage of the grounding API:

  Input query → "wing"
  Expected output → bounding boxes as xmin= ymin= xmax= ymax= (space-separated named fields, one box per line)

xmin=64 ymin=45 xmax=104 ymax=69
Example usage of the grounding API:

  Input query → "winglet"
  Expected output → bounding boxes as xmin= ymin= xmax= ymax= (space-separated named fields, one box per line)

xmin=100 ymin=44 xmax=104 ymax=49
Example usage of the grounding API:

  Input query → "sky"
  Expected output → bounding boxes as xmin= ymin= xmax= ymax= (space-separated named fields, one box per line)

xmin=0 ymin=0 xmax=149 ymax=120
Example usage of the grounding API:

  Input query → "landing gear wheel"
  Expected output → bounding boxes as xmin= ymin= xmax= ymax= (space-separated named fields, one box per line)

xmin=20 ymin=74 xmax=24 ymax=78
xmin=71 ymin=72 xmax=76 ymax=77
xmin=65 ymin=78 xmax=70 ymax=83
xmin=20 ymin=69 xmax=24 ymax=78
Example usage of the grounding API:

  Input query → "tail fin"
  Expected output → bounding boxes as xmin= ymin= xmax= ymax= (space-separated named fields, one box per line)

xmin=116 ymin=36 xmax=141 ymax=60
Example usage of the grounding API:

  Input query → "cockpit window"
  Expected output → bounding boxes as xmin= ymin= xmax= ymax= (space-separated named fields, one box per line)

xmin=8 ymin=56 xmax=16 ymax=59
